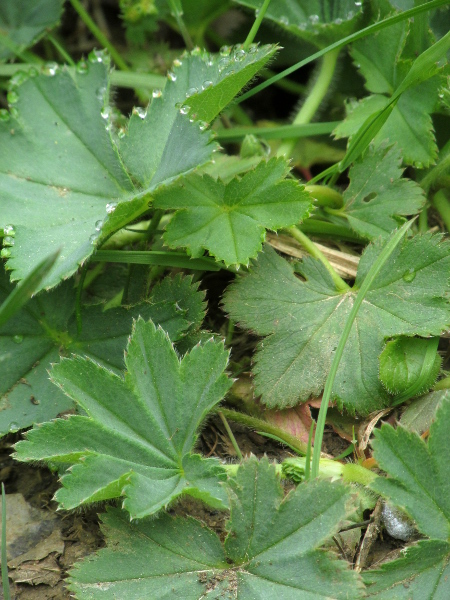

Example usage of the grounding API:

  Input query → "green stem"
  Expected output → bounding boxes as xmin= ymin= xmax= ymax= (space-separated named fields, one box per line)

xmin=219 ymin=408 xmax=308 ymax=455
xmin=46 ymin=34 xmax=75 ymax=66
xmin=306 ymin=185 xmax=343 ymax=209
xmin=418 ymin=205 xmax=428 ymax=233
xmin=420 ymin=147 xmax=450 ymax=192
xmin=216 ymin=121 xmax=338 ymax=143
xmin=168 ymin=0 xmax=194 ymax=50
xmin=433 ymin=376 xmax=450 ymax=391
xmin=244 ymin=0 xmax=273 ymax=49
xmin=299 ymin=219 xmax=365 ymax=243
xmin=69 ymin=0 xmax=129 ymax=70
xmin=218 ymin=411 xmax=243 ymax=460
xmin=284 ymin=226 xmax=350 ymax=292
xmin=0 ymin=31 xmax=42 ymax=63
xmin=432 ymin=189 xmax=450 ymax=232
xmin=311 ymin=219 xmax=415 ymax=479
xmin=278 ymin=49 xmax=340 ymax=158
xmin=260 ymin=68 xmax=307 ymax=95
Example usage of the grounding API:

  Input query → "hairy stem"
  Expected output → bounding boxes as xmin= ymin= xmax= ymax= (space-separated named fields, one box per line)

xmin=244 ymin=0 xmax=273 ymax=49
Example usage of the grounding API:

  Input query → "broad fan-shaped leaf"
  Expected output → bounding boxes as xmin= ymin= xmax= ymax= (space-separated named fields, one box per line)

xmin=0 ymin=44 xmax=276 ymax=291
xmin=0 ymin=269 xmax=203 ymax=435
xmin=234 ymin=0 xmax=363 ymax=48
xmin=0 ymin=0 xmax=63 ymax=62
xmin=14 ymin=319 xmax=231 ymax=518
xmin=224 ymin=234 xmax=450 ymax=414
xmin=153 ymin=158 xmax=312 ymax=265
xmin=339 ymin=145 xmax=425 ymax=239
xmin=363 ymin=399 xmax=450 ymax=597
xmin=68 ymin=458 xmax=362 ymax=599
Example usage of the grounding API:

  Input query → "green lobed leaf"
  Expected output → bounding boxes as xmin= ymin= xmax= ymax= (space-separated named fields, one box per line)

xmin=0 ymin=268 xmax=202 ymax=435
xmin=379 ymin=336 xmax=441 ymax=397
xmin=0 ymin=44 xmax=276 ymax=291
xmin=68 ymin=458 xmax=362 ymax=599
xmin=14 ymin=319 xmax=232 ymax=517
xmin=234 ymin=0 xmax=364 ymax=48
xmin=153 ymin=158 xmax=312 ymax=266
xmin=224 ymin=234 xmax=450 ymax=414
xmin=340 ymin=144 xmax=425 ymax=239
xmin=370 ymin=398 xmax=450 ymax=541
xmin=0 ymin=0 xmax=63 ymax=61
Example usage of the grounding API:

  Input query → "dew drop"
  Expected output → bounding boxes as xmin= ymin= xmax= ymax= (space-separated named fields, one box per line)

xmin=173 ymin=58 xmax=182 ymax=67
xmin=1 ymin=248 xmax=11 ymax=259
xmin=3 ymin=236 xmax=14 ymax=246
xmin=132 ymin=106 xmax=147 ymax=119
xmin=152 ymin=89 xmax=162 ymax=98
xmin=218 ymin=58 xmax=230 ymax=72
xmin=117 ymin=127 xmax=126 ymax=138
xmin=0 ymin=109 xmax=10 ymax=122
xmin=89 ymin=234 xmax=98 ymax=244
xmin=192 ymin=46 xmax=202 ymax=56
xmin=8 ymin=422 xmax=19 ymax=432
xmin=334 ymin=17 xmax=343 ymax=24
xmin=96 ymin=86 xmax=107 ymax=101
xmin=89 ymin=49 xmax=105 ymax=63
xmin=77 ymin=60 xmax=88 ymax=74
xmin=9 ymin=107 xmax=19 ymax=119
xmin=167 ymin=71 xmax=177 ymax=82
xmin=101 ymin=106 xmax=111 ymax=119
xmin=179 ymin=105 xmax=190 ymax=115
xmin=202 ymin=80 xmax=213 ymax=90
xmin=43 ymin=62 xmax=59 ymax=76
xmin=309 ymin=14 xmax=319 ymax=24
xmin=248 ymin=44 xmax=258 ymax=54
xmin=438 ymin=92 xmax=444 ymax=99
xmin=355 ymin=1 xmax=362 ymax=6
xmin=402 ymin=268 xmax=416 ymax=283
xmin=220 ymin=46 xmax=231 ymax=57
xmin=13 ymin=335 xmax=23 ymax=344
xmin=3 ymin=225 xmax=14 ymax=236
xmin=415 ymin=161 xmax=424 ymax=169
xmin=279 ymin=16 xmax=289 ymax=25
xmin=186 ymin=87 xmax=198 ymax=98
xmin=233 ymin=48 xmax=246 ymax=60
xmin=10 ymin=71 xmax=28 ymax=87
xmin=95 ymin=220 xmax=103 ymax=231
xmin=106 ymin=202 xmax=118 ymax=214
xmin=7 ymin=90 xmax=19 ymax=104
xmin=198 ymin=121 xmax=208 ymax=131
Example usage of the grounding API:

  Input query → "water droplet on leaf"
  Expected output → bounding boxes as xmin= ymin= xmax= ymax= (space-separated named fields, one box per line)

xmin=167 ymin=71 xmax=176 ymax=82
xmin=220 ymin=46 xmax=231 ymax=57
xmin=8 ymin=422 xmax=19 ymax=432
xmin=202 ymin=80 xmax=213 ymax=90
xmin=106 ymin=202 xmax=117 ymax=214
xmin=173 ymin=58 xmax=182 ymax=67
xmin=152 ymin=89 xmax=162 ymax=98
xmin=7 ymin=90 xmax=19 ymax=104
xmin=279 ymin=16 xmax=289 ymax=25
xmin=1 ymin=248 xmax=11 ymax=258
xmin=101 ymin=106 xmax=111 ymax=119
xmin=3 ymin=236 xmax=14 ymax=246
xmin=186 ymin=87 xmax=198 ymax=98
xmin=179 ymin=105 xmax=190 ymax=115
xmin=309 ymin=14 xmax=319 ymax=24
xmin=95 ymin=220 xmax=103 ymax=231
xmin=3 ymin=225 xmax=14 ymax=236
xmin=402 ymin=269 xmax=416 ymax=283
xmin=0 ymin=109 xmax=10 ymax=122
xmin=13 ymin=335 xmax=23 ymax=344
xmin=89 ymin=49 xmax=105 ymax=63
xmin=43 ymin=62 xmax=58 ymax=76
xmin=132 ymin=106 xmax=147 ymax=119
xmin=77 ymin=60 xmax=88 ymax=74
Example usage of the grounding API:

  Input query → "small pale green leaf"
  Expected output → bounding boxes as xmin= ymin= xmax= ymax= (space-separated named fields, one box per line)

xmin=0 ymin=269 xmax=200 ymax=435
xmin=182 ymin=44 xmax=278 ymax=123
xmin=153 ymin=158 xmax=312 ymax=265
xmin=364 ymin=539 xmax=450 ymax=599
xmin=341 ymin=144 xmax=425 ymax=239
xmin=370 ymin=398 xmax=450 ymax=540
xmin=234 ymin=0 xmax=363 ymax=48
xmin=379 ymin=336 xmax=441 ymax=397
xmin=224 ymin=234 xmax=450 ymax=414
xmin=0 ymin=0 xmax=63 ymax=61
xmin=68 ymin=458 xmax=362 ymax=599
xmin=14 ymin=319 xmax=231 ymax=517
xmin=400 ymin=389 xmax=449 ymax=435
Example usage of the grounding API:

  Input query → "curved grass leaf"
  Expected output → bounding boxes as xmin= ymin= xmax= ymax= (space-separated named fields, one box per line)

xmin=234 ymin=0 xmax=363 ymax=48
xmin=0 ymin=270 xmax=202 ymax=435
xmin=0 ymin=45 xmax=275 ymax=291
xmin=224 ymin=234 xmax=450 ymax=414
xmin=68 ymin=458 xmax=362 ymax=599
xmin=154 ymin=157 xmax=312 ymax=266
xmin=340 ymin=145 xmax=425 ymax=239
xmin=0 ymin=0 xmax=63 ymax=61
xmin=14 ymin=319 xmax=231 ymax=517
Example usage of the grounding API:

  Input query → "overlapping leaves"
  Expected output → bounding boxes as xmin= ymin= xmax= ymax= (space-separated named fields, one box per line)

xmin=224 ymin=234 xmax=450 ymax=414
xmin=0 ymin=269 xmax=204 ymax=435
xmin=364 ymin=399 xmax=450 ymax=597
xmin=14 ymin=319 xmax=232 ymax=518
xmin=154 ymin=158 xmax=312 ymax=265
xmin=0 ymin=43 xmax=276 ymax=290
xmin=68 ymin=458 xmax=362 ymax=599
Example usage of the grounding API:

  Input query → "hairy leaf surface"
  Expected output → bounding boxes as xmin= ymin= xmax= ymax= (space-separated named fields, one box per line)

xmin=154 ymin=158 xmax=312 ymax=265
xmin=14 ymin=319 xmax=231 ymax=517
xmin=0 ymin=45 xmax=275 ymax=290
xmin=224 ymin=235 xmax=450 ymax=414
xmin=364 ymin=399 xmax=450 ymax=597
xmin=0 ymin=270 xmax=203 ymax=435
xmin=234 ymin=0 xmax=363 ymax=48
xmin=340 ymin=145 xmax=425 ymax=239
xmin=68 ymin=458 xmax=361 ymax=599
